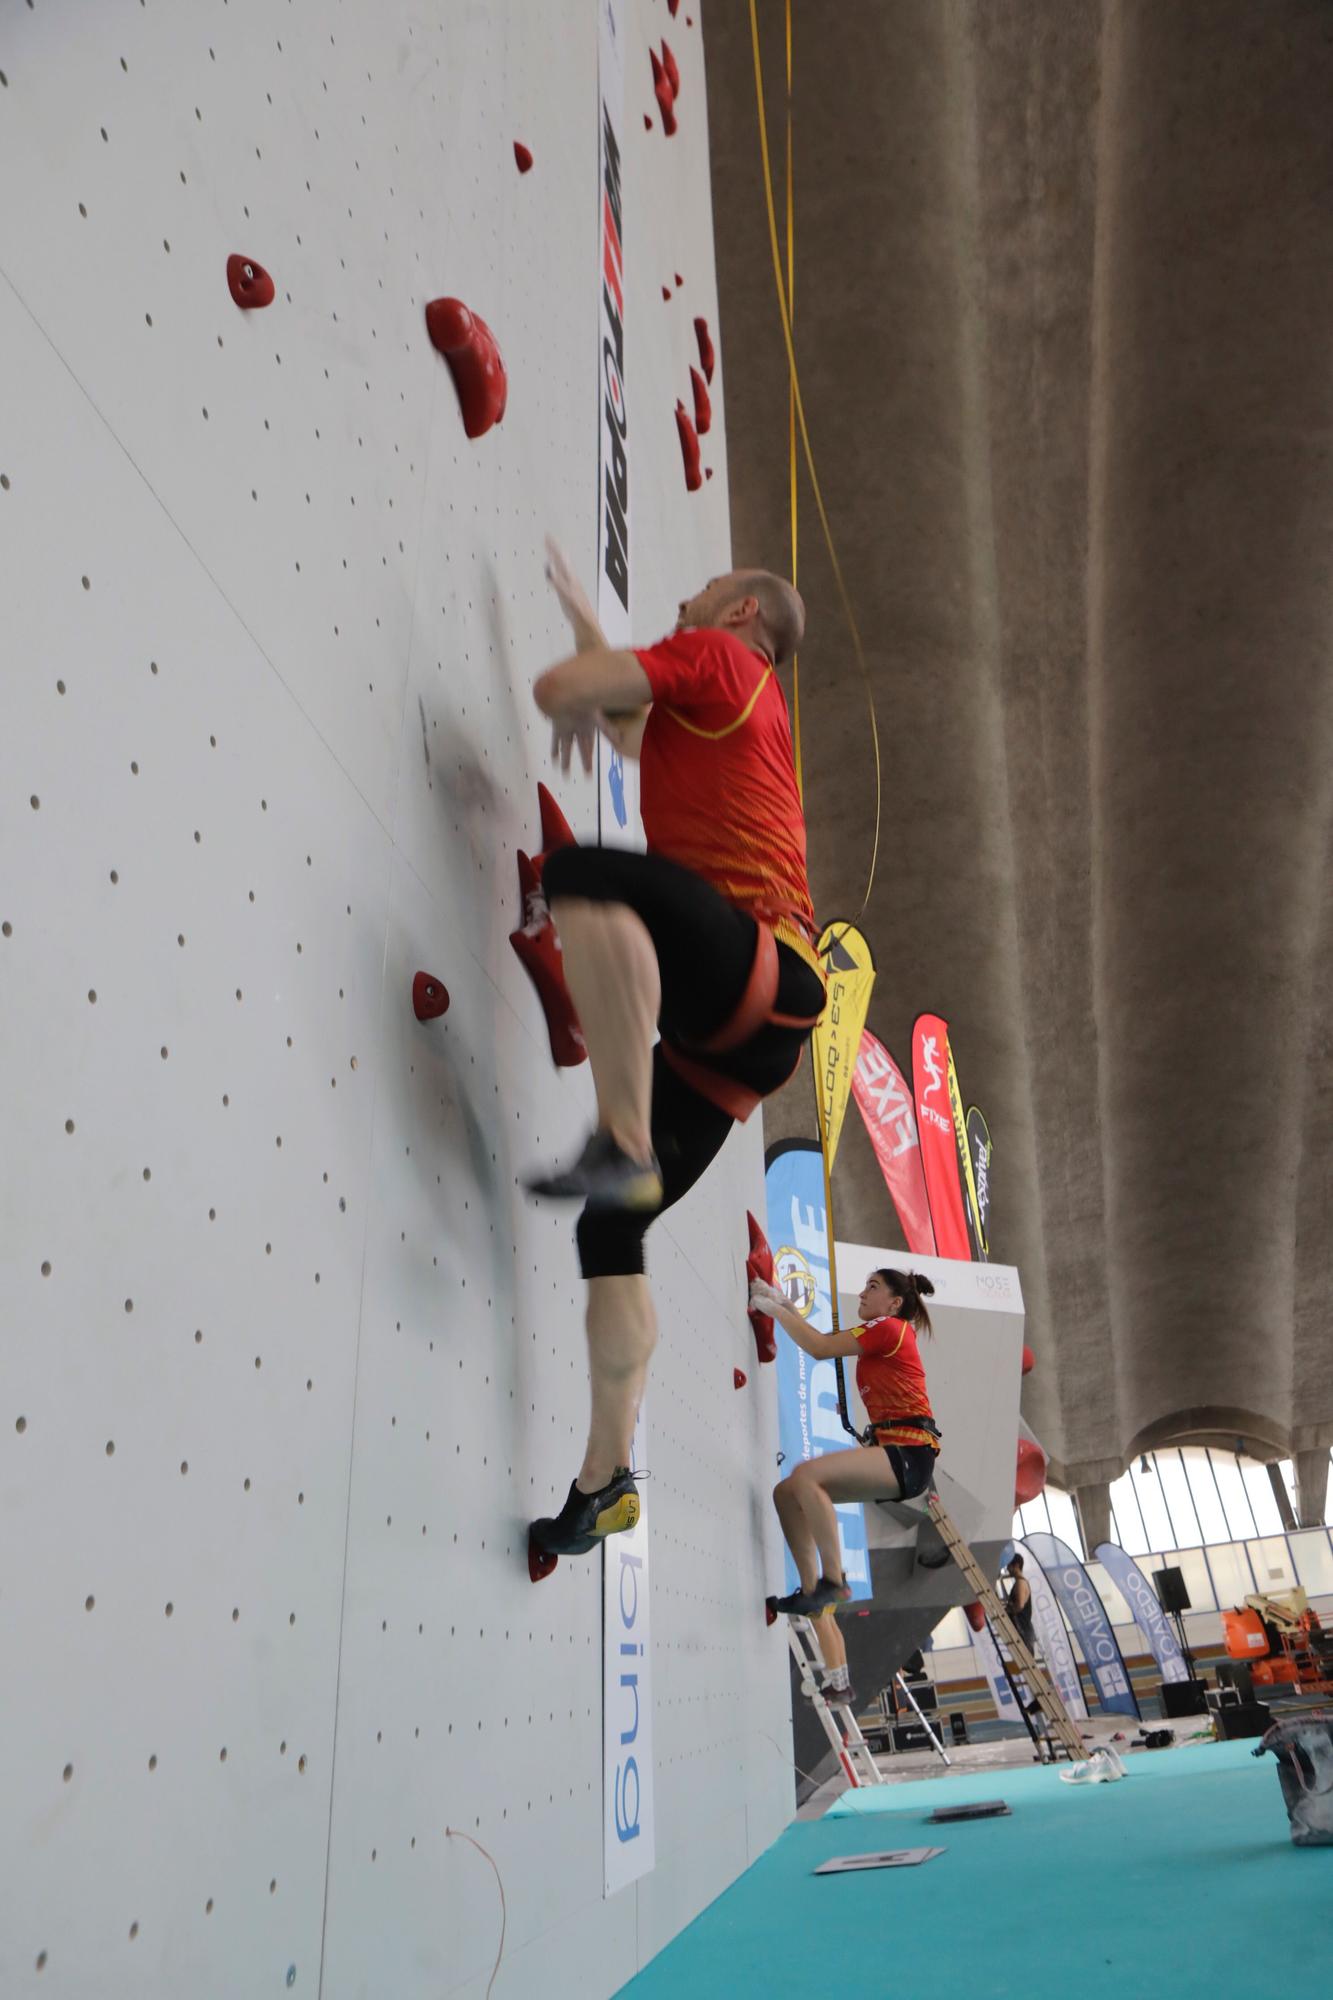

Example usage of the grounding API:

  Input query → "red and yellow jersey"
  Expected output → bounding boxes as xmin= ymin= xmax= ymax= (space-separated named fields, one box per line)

xmin=852 ymin=1316 xmax=939 ymax=1451
xmin=633 ymin=627 xmax=818 ymax=970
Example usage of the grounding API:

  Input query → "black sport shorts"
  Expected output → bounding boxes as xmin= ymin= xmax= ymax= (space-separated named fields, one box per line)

xmin=542 ymin=845 xmax=824 ymax=1279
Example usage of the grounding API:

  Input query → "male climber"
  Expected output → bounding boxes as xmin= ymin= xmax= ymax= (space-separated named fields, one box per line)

xmin=523 ymin=540 xmax=826 ymax=1565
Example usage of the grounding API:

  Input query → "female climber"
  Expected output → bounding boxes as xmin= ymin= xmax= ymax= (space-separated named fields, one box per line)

xmin=749 ymin=1267 xmax=940 ymax=1615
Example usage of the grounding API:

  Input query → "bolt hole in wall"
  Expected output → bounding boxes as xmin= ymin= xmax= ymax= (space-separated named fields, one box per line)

xmin=0 ymin=4 xmax=783 ymax=1997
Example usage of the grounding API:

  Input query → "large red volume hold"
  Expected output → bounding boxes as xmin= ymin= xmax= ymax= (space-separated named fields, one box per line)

xmin=226 ymin=254 xmax=275 ymax=309
xmin=1015 ymin=1436 xmax=1047 ymax=1506
xmin=675 ymin=402 xmax=702 ymax=491
xmin=537 ymin=782 xmax=575 ymax=858
xmin=660 ymin=40 xmax=681 ymax=99
xmin=649 ymin=49 xmax=677 ymax=135
xmin=425 ymin=298 xmax=508 ymax=439
xmin=513 ymin=141 xmax=533 ymax=173
xmin=964 ymin=1601 xmax=986 ymax=1634
xmin=746 ymin=1211 xmax=778 ymax=1364
xmin=694 ymin=315 xmax=715 ymax=383
xmin=690 ymin=365 xmax=712 ymax=437
xmin=509 ymin=851 xmax=587 ymax=1069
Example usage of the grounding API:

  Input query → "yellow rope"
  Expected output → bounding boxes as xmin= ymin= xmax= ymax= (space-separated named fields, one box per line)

xmin=785 ymin=0 xmax=802 ymax=803
xmin=749 ymin=0 xmax=882 ymax=921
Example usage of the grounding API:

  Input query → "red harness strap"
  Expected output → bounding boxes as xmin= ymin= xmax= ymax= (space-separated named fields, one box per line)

xmin=660 ymin=919 xmax=825 ymax=1121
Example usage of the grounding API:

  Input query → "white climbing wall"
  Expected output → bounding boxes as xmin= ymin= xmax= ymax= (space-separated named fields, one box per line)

xmin=0 ymin=5 xmax=791 ymax=1998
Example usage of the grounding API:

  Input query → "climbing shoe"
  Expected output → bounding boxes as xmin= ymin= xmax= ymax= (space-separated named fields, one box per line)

xmin=526 ymin=1129 xmax=663 ymax=1210
xmin=530 ymin=1467 xmax=641 ymax=1559
xmin=771 ymin=1576 xmax=850 ymax=1618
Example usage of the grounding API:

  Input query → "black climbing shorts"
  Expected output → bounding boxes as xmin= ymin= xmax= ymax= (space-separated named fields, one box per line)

xmin=541 ymin=844 xmax=824 ymax=1279
xmin=883 ymin=1443 xmax=938 ymax=1500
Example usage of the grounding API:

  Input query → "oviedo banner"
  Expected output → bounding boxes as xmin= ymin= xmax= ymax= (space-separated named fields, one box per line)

xmin=763 ymin=1140 xmax=871 ymax=1601
xmin=912 ymin=1013 xmax=972 ymax=1261
xmin=810 ymin=922 xmax=876 ymax=1170
xmin=965 ymin=1106 xmax=993 ymax=1258
xmin=1095 ymin=1542 xmax=1192 ymax=1685
xmin=1023 ymin=1532 xmax=1140 ymax=1718
xmin=851 ymin=1031 xmax=936 ymax=1256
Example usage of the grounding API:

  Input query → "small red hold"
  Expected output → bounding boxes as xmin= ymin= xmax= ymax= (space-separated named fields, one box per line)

xmin=668 ymin=0 xmax=680 ymax=15
xmin=425 ymin=297 xmax=508 ymax=440
xmin=650 ymin=49 xmax=677 ymax=135
xmin=661 ymin=42 xmax=681 ymax=100
xmin=675 ymin=402 xmax=702 ymax=492
xmin=1021 ymin=1343 xmax=1035 ymax=1376
xmin=528 ymin=1529 xmax=558 ymax=1583
xmin=662 ymin=285 xmax=672 ymax=302
xmin=644 ymin=114 xmax=653 ymax=131
xmin=226 ymin=254 xmax=275 ymax=309
xmin=674 ymin=273 xmax=684 ymax=289
xmin=705 ymin=468 xmax=714 ymax=481
xmin=690 ymin=365 xmax=712 ymax=436
xmin=694 ymin=315 xmax=715 ymax=383
xmin=412 ymin=972 xmax=450 ymax=1021
xmin=513 ymin=141 xmax=533 ymax=174
xmin=734 ymin=1368 xmax=747 ymax=1390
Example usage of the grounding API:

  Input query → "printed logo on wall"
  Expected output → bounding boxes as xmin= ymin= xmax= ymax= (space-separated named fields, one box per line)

xmin=765 ymin=1141 xmax=871 ymax=1600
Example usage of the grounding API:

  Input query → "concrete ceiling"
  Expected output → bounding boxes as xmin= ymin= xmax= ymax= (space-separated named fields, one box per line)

xmin=703 ymin=0 xmax=1333 ymax=1489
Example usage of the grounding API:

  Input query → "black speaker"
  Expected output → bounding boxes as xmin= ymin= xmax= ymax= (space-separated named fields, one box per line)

xmin=1161 ymin=1678 xmax=1209 ymax=1717
xmin=1155 ymin=1565 xmax=1190 ymax=1613
xmin=949 ymin=1712 xmax=970 ymax=1746
xmin=1215 ymin=1700 xmax=1272 ymax=1741
xmin=892 ymin=1722 xmax=930 ymax=1752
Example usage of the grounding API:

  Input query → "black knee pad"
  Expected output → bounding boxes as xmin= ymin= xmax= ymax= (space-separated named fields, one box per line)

xmin=576 ymin=1203 xmax=651 ymax=1280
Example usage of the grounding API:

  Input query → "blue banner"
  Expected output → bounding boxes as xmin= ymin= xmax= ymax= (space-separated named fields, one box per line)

xmin=1094 ymin=1542 xmax=1191 ymax=1685
xmin=1023 ymin=1533 xmax=1140 ymax=1718
xmin=1002 ymin=1541 xmax=1088 ymax=1719
xmin=763 ymin=1142 xmax=871 ymax=1600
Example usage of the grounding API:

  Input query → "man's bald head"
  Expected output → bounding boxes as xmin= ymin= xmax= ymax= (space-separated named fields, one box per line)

xmin=676 ymin=569 xmax=806 ymax=666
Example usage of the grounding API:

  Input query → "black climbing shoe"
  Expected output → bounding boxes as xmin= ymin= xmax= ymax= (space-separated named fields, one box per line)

xmin=525 ymin=1129 xmax=663 ymax=1210
xmin=772 ymin=1576 xmax=850 ymax=1618
xmin=530 ymin=1467 xmax=641 ymax=1558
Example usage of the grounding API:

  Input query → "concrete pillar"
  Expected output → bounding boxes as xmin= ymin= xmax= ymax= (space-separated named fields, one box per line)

xmin=1073 ymin=1481 xmax=1112 ymax=1556
xmin=1295 ymin=1449 xmax=1331 ymax=1531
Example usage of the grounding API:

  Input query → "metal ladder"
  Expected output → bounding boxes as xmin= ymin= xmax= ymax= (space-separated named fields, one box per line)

xmin=786 ymin=1617 xmax=888 ymax=1788
xmin=926 ymin=1494 xmax=1086 ymax=1762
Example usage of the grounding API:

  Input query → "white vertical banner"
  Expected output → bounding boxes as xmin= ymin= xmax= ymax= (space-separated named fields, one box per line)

xmin=604 ymin=1407 xmax=655 ymax=1895
xmin=596 ymin=0 xmax=636 ymax=840
xmin=972 ymin=1617 xmax=1020 ymax=1720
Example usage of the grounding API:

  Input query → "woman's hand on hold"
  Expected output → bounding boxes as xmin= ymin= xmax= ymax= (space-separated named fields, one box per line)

xmin=749 ymin=1278 xmax=786 ymax=1318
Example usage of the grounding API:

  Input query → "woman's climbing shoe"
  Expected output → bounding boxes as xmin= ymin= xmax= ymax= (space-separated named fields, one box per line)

xmin=528 ymin=1468 xmax=641 ymax=1580
xmin=526 ymin=1130 xmax=663 ymax=1210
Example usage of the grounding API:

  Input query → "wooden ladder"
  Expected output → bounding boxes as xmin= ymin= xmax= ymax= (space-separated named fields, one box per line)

xmin=926 ymin=1494 xmax=1086 ymax=1762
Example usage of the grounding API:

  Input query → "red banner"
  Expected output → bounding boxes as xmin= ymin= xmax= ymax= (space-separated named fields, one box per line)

xmin=851 ymin=1031 xmax=936 ymax=1256
xmin=912 ymin=1012 xmax=973 ymax=1260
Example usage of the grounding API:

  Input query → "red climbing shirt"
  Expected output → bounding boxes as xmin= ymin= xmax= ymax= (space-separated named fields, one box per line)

xmin=852 ymin=1316 xmax=939 ymax=1451
xmin=633 ymin=627 xmax=818 ymax=968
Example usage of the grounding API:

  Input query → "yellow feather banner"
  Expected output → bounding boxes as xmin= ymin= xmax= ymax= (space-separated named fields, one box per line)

xmin=810 ymin=921 xmax=877 ymax=1171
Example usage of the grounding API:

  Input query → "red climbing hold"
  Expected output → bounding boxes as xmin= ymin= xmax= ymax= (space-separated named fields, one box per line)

xmin=528 ymin=1529 xmax=559 ymax=1584
xmin=226 ymin=254 xmax=275 ymax=309
xmin=675 ymin=401 xmax=702 ymax=492
xmin=662 ymin=285 xmax=672 ymax=302
xmin=694 ymin=316 xmax=715 ymax=383
xmin=644 ymin=114 xmax=653 ymax=130
xmin=650 ymin=49 xmax=677 ymax=135
xmin=964 ymin=1601 xmax=986 ymax=1634
xmin=1015 ymin=1436 xmax=1047 ymax=1506
xmin=705 ymin=468 xmax=714 ymax=481
xmin=734 ymin=1368 xmax=747 ymax=1391
xmin=668 ymin=0 xmax=680 ymax=15
xmin=537 ymin=781 xmax=575 ymax=860
xmin=412 ymin=972 xmax=450 ymax=1021
xmin=746 ymin=1211 xmax=778 ymax=1364
xmin=1021 ymin=1343 xmax=1035 ymax=1376
xmin=690 ymin=365 xmax=712 ymax=437
xmin=513 ymin=141 xmax=533 ymax=174
xmin=509 ymin=852 xmax=586 ymax=1069
xmin=425 ymin=297 xmax=508 ymax=440
xmin=660 ymin=41 xmax=681 ymax=99
xmin=674 ymin=272 xmax=684 ymax=289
